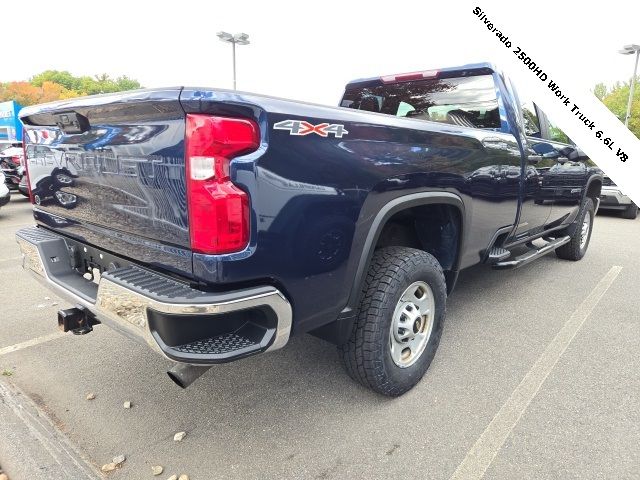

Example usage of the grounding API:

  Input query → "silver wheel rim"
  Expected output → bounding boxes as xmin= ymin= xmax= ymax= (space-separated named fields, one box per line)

xmin=580 ymin=211 xmax=591 ymax=249
xmin=389 ymin=281 xmax=435 ymax=368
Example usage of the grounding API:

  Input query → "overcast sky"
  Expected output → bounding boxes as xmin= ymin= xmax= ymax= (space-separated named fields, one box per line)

xmin=3 ymin=1 xmax=639 ymax=106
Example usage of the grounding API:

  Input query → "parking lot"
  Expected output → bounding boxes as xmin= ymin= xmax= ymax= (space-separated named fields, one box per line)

xmin=0 ymin=193 xmax=638 ymax=480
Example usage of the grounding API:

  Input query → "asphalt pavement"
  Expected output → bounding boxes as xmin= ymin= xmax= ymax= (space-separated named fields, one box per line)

xmin=0 ymin=193 xmax=638 ymax=480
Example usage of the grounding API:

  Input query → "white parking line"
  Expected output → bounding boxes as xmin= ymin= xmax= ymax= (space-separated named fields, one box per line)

xmin=449 ymin=265 xmax=623 ymax=480
xmin=0 ymin=332 xmax=65 ymax=357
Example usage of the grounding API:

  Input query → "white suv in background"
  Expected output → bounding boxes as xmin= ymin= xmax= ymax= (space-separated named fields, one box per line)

xmin=599 ymin=177 xmax=637 ymax=219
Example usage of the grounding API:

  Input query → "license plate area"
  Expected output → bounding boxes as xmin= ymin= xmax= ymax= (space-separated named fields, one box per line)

xmin=62 ymin=236 xmax=134 ymax=285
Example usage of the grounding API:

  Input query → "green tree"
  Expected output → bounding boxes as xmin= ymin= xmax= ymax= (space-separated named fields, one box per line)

xmin=31 ymin=70 xmax=84 ymax=91
xmin=21 ymin=70 xmax=143 ymax=101
xmin=596 ymin=77 xmax=640 ymax=139
xmin=593 ymin=82 xmax=607 ymax=101
xmin=0 ymin=80 xmax=78 ymax=105
xmin=115 ymin=76 xmax=142 ymax=91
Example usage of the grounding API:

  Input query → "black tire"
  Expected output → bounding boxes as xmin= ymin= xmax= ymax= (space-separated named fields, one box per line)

xmin=621 ymin=203 xmax=638 ymax=220
xmin=338 ymin=247 xmax=447 ymax=396
xmin=555 ymin=197 xmax=595 ymax=261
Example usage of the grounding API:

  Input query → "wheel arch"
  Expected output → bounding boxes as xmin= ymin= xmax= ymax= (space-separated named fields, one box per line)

xmin=313 ymin=192 xmax=466 ymax=346
xmin=584 ymin=174 xmax=603 ymax=207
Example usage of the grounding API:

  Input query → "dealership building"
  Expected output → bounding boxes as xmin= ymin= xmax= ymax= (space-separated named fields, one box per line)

xmin=0 ymin=100 xmax=23 ymax=144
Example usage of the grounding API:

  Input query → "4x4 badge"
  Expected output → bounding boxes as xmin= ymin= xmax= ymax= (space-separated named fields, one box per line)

xmin=273 ymin=120 xmax=348 ymax=138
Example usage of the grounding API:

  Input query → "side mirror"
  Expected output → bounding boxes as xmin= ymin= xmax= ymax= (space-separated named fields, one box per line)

xmin=559 ymin=146 xmax=588 ymax=161
xmin=531 ymin=141 xmax=555 ymax=155
xmin=531 ymin=141 xmax=560 ymax=159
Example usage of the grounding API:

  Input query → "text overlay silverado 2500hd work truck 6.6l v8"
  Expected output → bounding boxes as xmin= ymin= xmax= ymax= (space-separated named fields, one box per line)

xmin=16 ymin=64 xmax=602 ymax=396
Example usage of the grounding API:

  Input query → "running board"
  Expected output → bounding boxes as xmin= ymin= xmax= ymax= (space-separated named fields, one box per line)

xmin=492 ymin=236 xmax=571 ymax=270
xmin=485 ymin=247 xmax=510 ymax=264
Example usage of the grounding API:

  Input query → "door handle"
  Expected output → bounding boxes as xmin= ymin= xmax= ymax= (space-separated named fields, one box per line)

xmin=527 ymin=155 xmax=542 ymax=165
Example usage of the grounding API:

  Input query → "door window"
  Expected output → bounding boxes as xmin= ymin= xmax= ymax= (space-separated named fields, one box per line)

xmin=522 ymin=101 xmax=541 ymax=137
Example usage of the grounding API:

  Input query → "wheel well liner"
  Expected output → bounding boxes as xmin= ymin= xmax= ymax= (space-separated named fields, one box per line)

xmin=585 ymin=175 xmax=603 ymax=202
xmin=346 ymin=192 xmax=464 ymax=312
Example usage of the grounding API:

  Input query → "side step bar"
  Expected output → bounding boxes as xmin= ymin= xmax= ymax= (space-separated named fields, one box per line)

xmin=492 ymin=236 xmax=571 ymax=270
xmin=485 ymin=247 xmax=510 ymax=263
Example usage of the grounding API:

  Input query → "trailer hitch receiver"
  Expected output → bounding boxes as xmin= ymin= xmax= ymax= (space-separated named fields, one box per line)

xmin=57 ymin=306 xmax=99 ymax=335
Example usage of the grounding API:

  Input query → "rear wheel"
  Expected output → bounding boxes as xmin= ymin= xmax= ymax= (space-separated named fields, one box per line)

xmin=556 ymin=197 xmax=594 ymax=261
xmin=338 ymin=247 xmax=446 ymax=396
xmin=621 ymin=203 xmax=638 ymax=220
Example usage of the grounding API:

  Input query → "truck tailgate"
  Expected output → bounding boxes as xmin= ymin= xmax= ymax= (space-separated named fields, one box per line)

xmin=20 ymin=88 xmax=192 ymax=276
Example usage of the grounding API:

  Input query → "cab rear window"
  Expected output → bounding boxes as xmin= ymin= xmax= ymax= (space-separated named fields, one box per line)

xmin=341 ymin=74 xmax=500 ymax=130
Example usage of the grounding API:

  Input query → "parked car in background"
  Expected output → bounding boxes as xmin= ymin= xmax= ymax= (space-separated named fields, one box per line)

xmin=1 ymin=144 xmax=26 ymax=195
xmin=0 ymin=172 xmax=10 ymax=208
xmin=0 ymin=145 xmax=24 ymax=166
xmin=0 ymin=156 xmax=22 ymax=192
xmin=598 ymin=176 xmax=637 ymax=219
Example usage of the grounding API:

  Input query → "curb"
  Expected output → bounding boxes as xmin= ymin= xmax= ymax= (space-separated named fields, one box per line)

xmin=0 ymin=379 xmax=100 ymax=480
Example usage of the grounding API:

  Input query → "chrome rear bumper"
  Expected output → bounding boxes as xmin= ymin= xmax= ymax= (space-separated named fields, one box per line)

xmin=16 ymin=226 xmax=292 ymax=364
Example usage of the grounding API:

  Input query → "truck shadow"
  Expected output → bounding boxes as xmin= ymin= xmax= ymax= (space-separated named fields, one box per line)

xmin=109 ymin=260 xmax=552 ymax=415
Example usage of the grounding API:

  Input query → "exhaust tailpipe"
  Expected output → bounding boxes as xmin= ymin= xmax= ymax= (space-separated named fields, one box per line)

xmin=167 ymin=364 xmax=211 ymax=389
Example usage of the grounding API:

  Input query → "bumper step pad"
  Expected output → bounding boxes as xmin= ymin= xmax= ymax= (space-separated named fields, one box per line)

xmin=107 ymin=266 xmax=203 ymax=301
xmin=174 ymin=333 xmax=257 ymax=355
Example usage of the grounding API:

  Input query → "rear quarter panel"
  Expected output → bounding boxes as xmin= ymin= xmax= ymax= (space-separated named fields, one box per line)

xmin=181 ymin=89 xmax=521 ymax=334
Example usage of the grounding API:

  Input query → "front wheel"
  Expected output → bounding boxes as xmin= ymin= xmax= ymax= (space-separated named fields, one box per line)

xmin=556 ymin=197 xmax=595 ymax=261
xmin=338 ymin=247 xmax=447 ymax=396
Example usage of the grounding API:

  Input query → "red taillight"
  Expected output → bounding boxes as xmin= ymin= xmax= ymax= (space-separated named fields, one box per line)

xmin=185 ymin=114 xmax=259 ymax=254
xmin=380 ymin=70 xmax=438 ymax=84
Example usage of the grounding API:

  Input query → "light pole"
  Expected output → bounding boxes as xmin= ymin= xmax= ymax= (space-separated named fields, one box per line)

xmin=619 ymin=44 xmax=640 ymax=128
xmin=217 ymin=31 xmax=250 ymax=90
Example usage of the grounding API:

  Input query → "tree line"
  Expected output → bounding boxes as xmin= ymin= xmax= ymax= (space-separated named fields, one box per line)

xmin=594 ymin=77 xmax=639 ymax=139
xmin=0 ymin=70 xmax=142 ymax=106
xmin=0 ymin=70 xmax=638 ymax=140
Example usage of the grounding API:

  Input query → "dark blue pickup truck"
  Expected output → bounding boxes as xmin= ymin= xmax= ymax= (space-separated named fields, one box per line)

xmin=16 ymin=63 xmax=602 ymax=396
